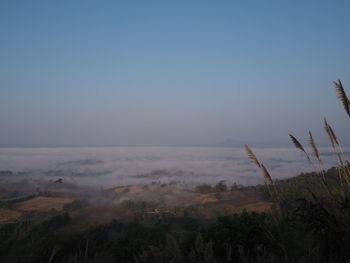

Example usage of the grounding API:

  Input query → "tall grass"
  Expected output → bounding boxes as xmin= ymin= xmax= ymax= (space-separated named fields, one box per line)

xmin=245 ymin=80 xmax=350 ymax=204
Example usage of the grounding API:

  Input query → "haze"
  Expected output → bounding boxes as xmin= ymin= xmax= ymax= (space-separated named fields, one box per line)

xmin=1 ymin=1 xmax=350 ymax=147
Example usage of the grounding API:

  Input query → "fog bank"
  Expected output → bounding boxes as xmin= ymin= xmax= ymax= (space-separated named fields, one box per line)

xmin=0 ymin=147 xmax=346 ymax=188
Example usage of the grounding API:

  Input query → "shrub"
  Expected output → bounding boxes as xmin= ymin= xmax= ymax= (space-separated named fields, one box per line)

xmin=214 ymin=181 xmax=227 ymax=192
xmin=195 ymin=184 xmax=213 ymax=194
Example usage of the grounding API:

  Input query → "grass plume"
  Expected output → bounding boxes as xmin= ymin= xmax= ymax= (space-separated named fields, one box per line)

xmin=324 ymin=118 xmax=337 ymax=148
xmin=324 ymin=117 xmax=350 ymax=186
xmin=244 ymin=145 xmax=279 ymax=202
xmin=334 ymin=80 xmax=350 ymax=117
xmin=261 ymin=163 xmax=273 ymax=185
xmin=289 ymin=134 xmax=311 ymax=162
xmin=309 ymin=131 xmax=321 ymax=164
xmin=244 ymin=144 xmax=261 ymax=168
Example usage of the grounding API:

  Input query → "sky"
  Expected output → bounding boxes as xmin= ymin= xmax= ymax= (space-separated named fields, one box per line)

xmin=0 ymin=0 xmax=350 ymax=147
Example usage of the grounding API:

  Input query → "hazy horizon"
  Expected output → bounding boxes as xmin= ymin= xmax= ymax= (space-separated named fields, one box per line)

xmin=1 ymin=1 xmax=350 ymax=147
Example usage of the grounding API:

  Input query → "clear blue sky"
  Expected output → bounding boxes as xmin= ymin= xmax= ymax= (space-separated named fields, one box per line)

xmin=1 ymin=1 xmax=350 ymax=146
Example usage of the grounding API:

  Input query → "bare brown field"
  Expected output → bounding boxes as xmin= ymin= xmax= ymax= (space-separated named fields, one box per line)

xmin=194 ymin=191 xmax=261 ymax=205
xmin=0 ymin=183 xmax=272 ymax=224
xmin=0 ymin=208 xmax=22 ymax=223
xmin=16 ymin=196 xmax=73 ymax=212
xmin=113 ymin=184 xmax=176 ymax=194
xmin=237 ymin=201 xmax=274 ymax=212
xmin=43 ymin=191 xmax=84 ymax=199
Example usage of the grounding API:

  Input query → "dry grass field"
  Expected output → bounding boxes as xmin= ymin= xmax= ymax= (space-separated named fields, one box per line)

xmin=15 ymin=196 xmax=73 ymax=212
xmin=0 ymin=183 xmax=272 ymax=224
xmin=0 ymin=208 xmax=22 ymax=223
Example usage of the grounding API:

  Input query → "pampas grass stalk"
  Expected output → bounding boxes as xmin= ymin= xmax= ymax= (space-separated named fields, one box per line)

xmin=244 ymin=145 xmax=279 ymax=201
xmin=334 ymin=80 xmax=350 ymax=118
xmin=324 ymin=118 xmax=350 ymax=187
xmin=332 ymin=80 xmax=350 ymax=186
xmin=289 ymin=134 xmax=311 ymax=163
xmin=309 ymin=131 xmax=323 ymax=170
xmin=308 ymin=131 xmax=329 ymax=185
xmin=244 ymin=144 xmax=261 ymax=168
xmin=324 ymin=118 xmax=336 ymax=148
xmin=261 ymin=163 xmax=273 ymax=185
xmin=290 ymin=133 xmax=334 ymax=199
xmin=309 ymin=131 xmax=344 ymax=197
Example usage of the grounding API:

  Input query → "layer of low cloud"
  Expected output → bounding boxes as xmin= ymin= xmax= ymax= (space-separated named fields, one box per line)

xmin=0 ymin=147 xmax=346 ymax=188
